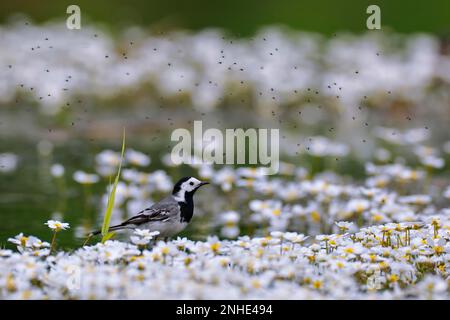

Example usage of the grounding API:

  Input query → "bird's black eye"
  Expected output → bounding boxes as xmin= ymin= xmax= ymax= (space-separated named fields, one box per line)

xmin=189 ymin=182 xmax=194 ymax=186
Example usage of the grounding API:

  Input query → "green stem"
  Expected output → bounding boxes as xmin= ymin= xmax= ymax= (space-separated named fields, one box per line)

xmin=83 ymin=234 xmax=92 ymax=247
xmin=50 ymin=231 xmax=57 ymax=253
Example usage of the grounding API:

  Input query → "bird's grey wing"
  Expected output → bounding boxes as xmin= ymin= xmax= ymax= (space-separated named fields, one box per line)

xmin=121 ymin=201 xmax=179 ymax=226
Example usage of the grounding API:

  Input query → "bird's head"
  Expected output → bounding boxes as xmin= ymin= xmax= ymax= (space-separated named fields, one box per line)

xmin=172 ymin=177 xmax=209 ymax=201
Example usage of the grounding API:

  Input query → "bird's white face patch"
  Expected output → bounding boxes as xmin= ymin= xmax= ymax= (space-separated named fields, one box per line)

xmin=181 ymin=177 xmax=202 ymax=192
xmin=173 ymin=177 xmax=206 ymax=202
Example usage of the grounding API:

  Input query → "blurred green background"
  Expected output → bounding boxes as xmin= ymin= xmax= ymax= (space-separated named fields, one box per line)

xmin=1 ymin=0 xmax=450 ymax=35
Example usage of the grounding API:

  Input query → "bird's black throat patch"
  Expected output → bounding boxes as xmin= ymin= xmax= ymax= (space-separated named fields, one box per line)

xmin=178 ymin=201 xmax=193 ymax=223
xmin=178 ymin=191 xmax=194 ymax=223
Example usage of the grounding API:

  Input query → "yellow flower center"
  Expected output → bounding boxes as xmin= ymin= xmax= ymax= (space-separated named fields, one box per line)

xmin=252 ymin=280 xmax=261 ymax=289
xmin=6 ymin=275 xmax=16 ymax=292
xmin=388 ymin=274 xmax=399 ymax=282
xmin=312 ymin=280 xmax=322 ymax=289
xmin=20 ymin=236 xmax=28 ymax=246
xmin=136 ymin=274 xmax=145 ymax=281
xmin=372 ymin=214 xmax=383 ymax=222
xmin=22 ymin=290 xmax=32 ymax=299
xmin=210 ymin=242 xmax=221 ymax=253
xmin=285 ymin=191 xmax=297 ymax=201
xmin=434 ymin=246 xmax=444 ymax=255
xmin=225 ymin=221 xmax=236 ymax=228
xmin=376 ymin=180 xmax=387 ymax=188
xmin=379 ymin=261 xmax=388 ymax=270
xmin=311 ymin=211 xmax=321 ymax=222
xmin=344 ymin=247 xmax=354 ymax=254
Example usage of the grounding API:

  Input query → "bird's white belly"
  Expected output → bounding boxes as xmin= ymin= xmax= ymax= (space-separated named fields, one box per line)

xmin=138 ymin=220 xmax=188 ymax=238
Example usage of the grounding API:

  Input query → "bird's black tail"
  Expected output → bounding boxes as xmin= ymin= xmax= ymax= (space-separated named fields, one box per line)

xmin=88 ymin=224 xmax=128 ymax=237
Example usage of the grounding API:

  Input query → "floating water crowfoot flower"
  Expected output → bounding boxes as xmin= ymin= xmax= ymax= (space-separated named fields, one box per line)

xmin=443 ymin=186 xmax=450 ymax=200
xmin=45 ymin=220 xmax=70 ymax=231
xmin=73 ymin=171 xmax=100 ymax=184
xmin=283 ymin=232 xmax=309 ymax=244
xmin=283 ymin=232 xmax=309 ymax=252
xmin=220 ymin=211 xmax=240 ymax=239
xmin=1 ymin=221 xmax=449 ymax=299
xmin=45 ymin=220 xmax=70 ymax=253
xmin=50 ymin=163 xmax=65 ymax=178
xmin=125 ymin=149 xmax=151 ymax=167
xmin=0 ymin=153 xmax=18 ymax=173
xmin=335 ymin=221 xmax=354 ymax=234
xmin=130 ymin=230 xmax=160 ymax=249
xmin=8 ymin=233 xmax=31 ymax=252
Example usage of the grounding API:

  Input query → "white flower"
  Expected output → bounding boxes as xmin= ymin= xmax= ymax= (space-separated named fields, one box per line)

xmin=161 ymin=153 xmax=179 ymax=167
xmin=96 ymin=150 xmax=121 ymax=167
xmin=149 ymin=170 xmax=173 ymax=192
xmin=198 ymin=164 xmax=214 ymax=179
xmin=443 ymin=186 xmax=450 ymax=199
xmin=133 ymin=229 xmax=160 ymax=239
xmin=50 ymin=164 xmax=65 ymax=178
xmin=213 ymin=167 xmax=236 ymax=192
xmin=221 ymin=211 xmax=240 ymax=225
xmin=221 ymin=226 xmax=240 ymax=239
xmin=73 ymin=171 xmax=100 ymax=184
xmin=335 ymin=221 xmax=354 ymax=232
xmin=420 ymin=156 xmax=445 ymax=169
xmin=130 ymin=236 xmax=151 ymax=246
xmin=398 ymin=195 xmax=432 ymax=205
xmin=316 ymin=235 xmax=330 ymax=241
xmin=45 ymin=220 xmax=70 ymax=231
xmin=130 ymin=229 xmax=159 ymax=246
xmin=28 ymin=237 xmax=50 ymax=248
xmin=32 ymin=248 xmax=51 ymax=257
xmin=0 ymin=153 xmax=18 ymax=173
xmin=346 ymin=199 xmax=370 ymax=214
xmin=236 ymin=167 xmax=269 ymax=179
xmin=270 ymin=231 xmax=284 ymax=239
xmin=374 ymin=148 xmax=391 ymax=162
xmin=444 ymin=141 xmax=450 ymax=154
xmin=8 ymin=233 xmax=31 ymax=247
xmin=0 ymin=249 xmax=13 ymax=257
xmin=126 ymin=149 xmax=151 ymax=167
xmin=306 ymin=136 xmax=349 ymax=157
xmin=419 ymin=275 xmax=448 ymax=295
xmin=283 ymin=232 xmax=309 ymax=243
xmin=249 ymin=200 xmax=271 ymax=211
xmin=337 ymin=243 xmax=364 ymax=255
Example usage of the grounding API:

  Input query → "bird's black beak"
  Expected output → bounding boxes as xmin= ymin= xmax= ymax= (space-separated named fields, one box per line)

xmin=199 ymin=181 xmax=210 ymax=187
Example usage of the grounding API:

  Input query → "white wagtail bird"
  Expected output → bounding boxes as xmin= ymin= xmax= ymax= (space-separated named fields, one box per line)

xmin=90 ymin=177 xmax=209 ymax=239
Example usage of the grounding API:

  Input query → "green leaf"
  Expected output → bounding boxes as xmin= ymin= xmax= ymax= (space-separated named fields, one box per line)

xmin=102 ymin=232 xmax=116 ymax=242
xmin=101 ymin=128 xmax=126 ymax=243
